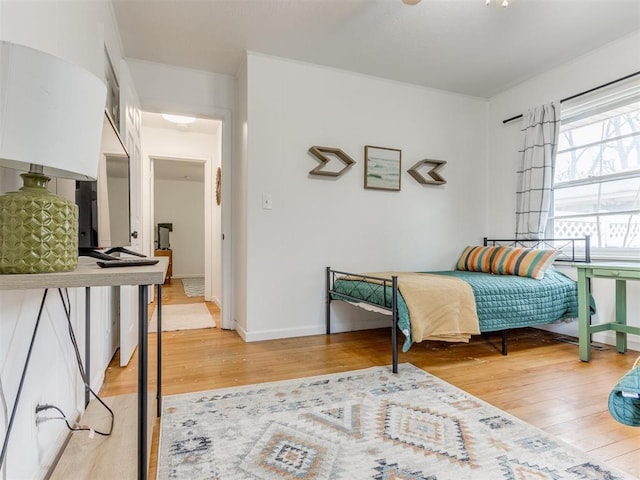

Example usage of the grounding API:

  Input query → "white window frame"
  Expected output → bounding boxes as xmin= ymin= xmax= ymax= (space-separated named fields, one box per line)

xmin=548 ymin=76 xmax=640 ymax=260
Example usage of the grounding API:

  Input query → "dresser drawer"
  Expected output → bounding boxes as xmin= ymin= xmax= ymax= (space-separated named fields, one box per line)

xmin=591 ymin=268 xmax=640 ymax=280
xmin=154 ymin=249 xmax=173 ymax=284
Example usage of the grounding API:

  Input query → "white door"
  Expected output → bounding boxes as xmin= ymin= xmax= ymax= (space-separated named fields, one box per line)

xmin=119 ymin=61 xmax=144 ymax=366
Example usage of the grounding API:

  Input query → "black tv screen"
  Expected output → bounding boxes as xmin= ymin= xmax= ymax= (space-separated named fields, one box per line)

xmin=76 ymin=155 xmax=131 ymax=250
xmin=76 ymin=112 xmax=131 ymax=258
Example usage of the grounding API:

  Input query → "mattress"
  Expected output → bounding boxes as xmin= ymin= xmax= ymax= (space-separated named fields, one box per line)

xmin=331 ymin=267 xmax=582 ymax=352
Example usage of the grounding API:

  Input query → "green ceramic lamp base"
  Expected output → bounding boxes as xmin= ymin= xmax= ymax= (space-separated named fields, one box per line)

xmin=0 ymin=172 xmax=79 ymax=274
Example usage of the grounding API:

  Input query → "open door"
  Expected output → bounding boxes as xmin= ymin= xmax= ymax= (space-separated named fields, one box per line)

xmin=119 ymin=61 xmax=143 ymax=366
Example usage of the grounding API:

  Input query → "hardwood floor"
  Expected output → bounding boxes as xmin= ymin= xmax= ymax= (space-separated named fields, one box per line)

xmin=100 ymin=279 xmax=640 ymax=479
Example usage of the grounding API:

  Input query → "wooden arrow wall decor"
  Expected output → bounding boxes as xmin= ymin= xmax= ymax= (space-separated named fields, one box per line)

xmin=308 ymin=146 xmax=355 ymax=177
xmin=407 ymin=159 xmax=447 ymax=185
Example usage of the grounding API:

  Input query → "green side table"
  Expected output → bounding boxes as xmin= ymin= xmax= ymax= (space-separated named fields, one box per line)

xmin=574 ymin=262 xmax=640 ymax=362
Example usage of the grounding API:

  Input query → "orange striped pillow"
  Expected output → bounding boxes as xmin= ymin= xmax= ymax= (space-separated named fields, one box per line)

xmin=490 ymin=247 xmax=560 ymax=279
xmin=455 ymin=246 xmax=497 ymax=273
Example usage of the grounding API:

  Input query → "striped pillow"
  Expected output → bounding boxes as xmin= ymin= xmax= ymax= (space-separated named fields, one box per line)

xmin=490 ymin=246 xmax=560 ymax=279
xmin=455 ymin=246 xmax=497 ymax=273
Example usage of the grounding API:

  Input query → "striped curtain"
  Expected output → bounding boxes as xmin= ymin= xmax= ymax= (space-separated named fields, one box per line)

xmin=515 ymin=103 xmax=560 ymax=239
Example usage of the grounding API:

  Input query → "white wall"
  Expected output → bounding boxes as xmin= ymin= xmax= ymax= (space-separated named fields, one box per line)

xmin=126 ymin=59 xmax=235 ymax=114
xmin=487 ymin=30 xmax=640 ymax=351
xmin=239 ymin=53 xmax=488 ymax=341
xmin=142 ymin=124 xmax=220 ymax=283
xmin=0 ymin=1 xmax=124 ymax=478
xmin=154 ymin=178 xmax=205 ymax=277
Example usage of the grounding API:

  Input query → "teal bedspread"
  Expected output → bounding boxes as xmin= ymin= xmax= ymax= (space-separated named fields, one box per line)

xmin=332 ymin=268 xmax=582 ymax=352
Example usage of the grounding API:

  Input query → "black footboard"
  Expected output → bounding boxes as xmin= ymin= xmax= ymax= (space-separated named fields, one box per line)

xmin=326 ymin=267 xmax=399 ymax=373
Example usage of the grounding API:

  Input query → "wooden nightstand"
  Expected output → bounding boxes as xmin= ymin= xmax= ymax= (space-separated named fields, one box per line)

xmin=574 ymin=262 xmax=640 ymax=362
xmin=154 ymin=249 xmax=172 ymax=284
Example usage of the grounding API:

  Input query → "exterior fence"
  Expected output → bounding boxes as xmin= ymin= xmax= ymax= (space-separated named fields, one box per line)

xmin=554 ymin=220 xmax=640 ymax=248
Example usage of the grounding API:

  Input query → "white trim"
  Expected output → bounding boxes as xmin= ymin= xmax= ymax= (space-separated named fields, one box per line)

xmin=561 ymin=75 xmax=640 ymax=124
xmin=237 ymin=325 xmax=325 ymax=342
xmin=218 ymin=110 xmax=233 ymax=331
xmin=148 ymin=154 xmax=209 ymax=289
xmin=588 ymin=249 xmax=640 ymax=261
xmin=143 ymin=107 xmax=232 ymax=331
xmin=594 ymin=331 xmax=640 ymax=354
xmin=172 ymin=274 xmax=205 ymax=279
xmin=235 ymin=318 xmax=391 ymax=342
xmin=210 ymin=296 xmax=221 ymax=309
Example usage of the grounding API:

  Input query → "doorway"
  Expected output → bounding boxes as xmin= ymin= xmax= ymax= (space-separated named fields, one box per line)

xmin=141 ymin=112 xmax=224 ymax=313
xmin=152 ymin=157 xmax=205 ymax=284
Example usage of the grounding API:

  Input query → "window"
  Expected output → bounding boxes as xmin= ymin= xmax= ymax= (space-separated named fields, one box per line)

xmin=550 ymin=76 xmax=640 ymax=256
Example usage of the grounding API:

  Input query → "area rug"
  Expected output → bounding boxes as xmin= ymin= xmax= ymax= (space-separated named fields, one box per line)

xmin=149 ymin=303 xmax=215 ymax=332
xmin=182 ymin=277 xmax=205 ymax=297
xmin=157 ymin=363 xmax=634 ymax=479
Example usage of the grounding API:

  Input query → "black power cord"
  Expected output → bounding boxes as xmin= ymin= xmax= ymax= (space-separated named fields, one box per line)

xmin=56 ymin=288 xmax=114 ymax=437
xmin=35 ymin=404 xmax=112 ymax=437
xmin=1 ymin=287 xmax=117 ymax=475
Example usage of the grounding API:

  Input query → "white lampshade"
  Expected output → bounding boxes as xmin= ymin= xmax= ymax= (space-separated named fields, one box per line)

xmin=0 ymin=41 xmax=107 ymax=180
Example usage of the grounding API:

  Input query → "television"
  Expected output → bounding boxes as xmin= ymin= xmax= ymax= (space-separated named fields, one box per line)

xmin=76 ymin=111 xmax=141 ymax=260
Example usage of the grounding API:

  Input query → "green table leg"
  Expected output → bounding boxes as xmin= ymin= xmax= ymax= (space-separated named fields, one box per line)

xmin=615 ymin=279 xmax=627 ymax=354
xmin=577 ymin=269 xmax=591 ymax=362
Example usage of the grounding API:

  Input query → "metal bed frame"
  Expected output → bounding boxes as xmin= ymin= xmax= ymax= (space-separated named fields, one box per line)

xmin=326 ymin=236 xmax=591 ymax=374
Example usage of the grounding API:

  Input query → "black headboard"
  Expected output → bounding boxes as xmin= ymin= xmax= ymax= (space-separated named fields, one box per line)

xmin=483 ymin=236 xmax=591 ymax=263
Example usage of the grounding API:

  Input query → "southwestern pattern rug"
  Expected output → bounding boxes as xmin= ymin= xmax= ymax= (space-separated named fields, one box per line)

xmin=157 ymin=364 xmax=633 ymax=479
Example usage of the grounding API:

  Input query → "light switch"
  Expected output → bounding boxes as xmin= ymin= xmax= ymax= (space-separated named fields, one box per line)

xmin=262 ymin=194 xmax=273 ymax=210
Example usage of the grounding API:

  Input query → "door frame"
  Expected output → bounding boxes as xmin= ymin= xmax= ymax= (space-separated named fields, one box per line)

xmin=149 ymin=155 xmax=211 ymax=299
xmin=140 ymin=109 xmax=232 ymax=330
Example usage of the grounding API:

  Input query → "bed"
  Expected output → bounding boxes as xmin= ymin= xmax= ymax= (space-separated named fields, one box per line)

xmin=326 ymin=237 xmax=592 ymax=373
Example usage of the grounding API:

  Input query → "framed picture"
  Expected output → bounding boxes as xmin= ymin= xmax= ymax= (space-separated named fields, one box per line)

xmin=364 ymin=145 xmax=402 ymax=191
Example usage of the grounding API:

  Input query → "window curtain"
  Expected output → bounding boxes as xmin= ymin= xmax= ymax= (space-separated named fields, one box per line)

xmin=515 ymin=103 xmax=560 ymax=239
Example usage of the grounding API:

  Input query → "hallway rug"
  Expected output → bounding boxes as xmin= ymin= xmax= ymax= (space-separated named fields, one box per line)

xmin=181 ymin=277 xmax=205 ymax=297
xmin=149 ymin=303 xmax=215 ymax=332
xmin=156 ymin=363 xmax=633 ymax=479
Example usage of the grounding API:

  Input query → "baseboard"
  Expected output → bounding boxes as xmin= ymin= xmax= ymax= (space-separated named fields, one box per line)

xmin=593 ymin=330 xmax=640 ymax=353
xmin=234 ymin=323 xmax=324 ymax=342
xmin=235 ymin=321 xmax=639 ymax=353
xmin=173 ymin=274 xmax=204 ymax=279
xmin=234 ymin=317 xmax=391 ymax=343
xmin=235 ymin=321 xmax=247 ymax=340
xmin=42 ymin=428 xmax=74 ymax=480
xmin=537 ymin=324 xmax=640 ymax=354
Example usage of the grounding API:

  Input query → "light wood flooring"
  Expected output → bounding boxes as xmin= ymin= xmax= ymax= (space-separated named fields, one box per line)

xmin=99 ymin=279 xmax=640 ymax=479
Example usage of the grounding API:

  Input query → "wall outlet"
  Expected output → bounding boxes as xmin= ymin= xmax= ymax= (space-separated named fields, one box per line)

xmin=32 ymin=400 xmax=44 ymax=436
xmin=34 ymin=403 xmax=50 ymax=426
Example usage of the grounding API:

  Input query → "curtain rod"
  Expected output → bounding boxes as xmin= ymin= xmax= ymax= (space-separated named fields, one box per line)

xmin=502 ymin=70 xmax=640 ymax=125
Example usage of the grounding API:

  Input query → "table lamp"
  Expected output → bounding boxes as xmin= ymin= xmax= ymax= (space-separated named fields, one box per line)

xmin=0 ymin=41 xmax=107 ymax=273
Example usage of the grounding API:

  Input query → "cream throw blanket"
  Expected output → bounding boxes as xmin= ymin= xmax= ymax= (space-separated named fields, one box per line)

xmin=359 ymin=272 xmax=480 ymax=343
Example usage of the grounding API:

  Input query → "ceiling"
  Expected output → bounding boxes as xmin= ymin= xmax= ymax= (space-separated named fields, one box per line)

xmin=111 ymin=0 xmax=640 ymax=99
xmin=141 ymin=111 xmax=220 ymax=135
